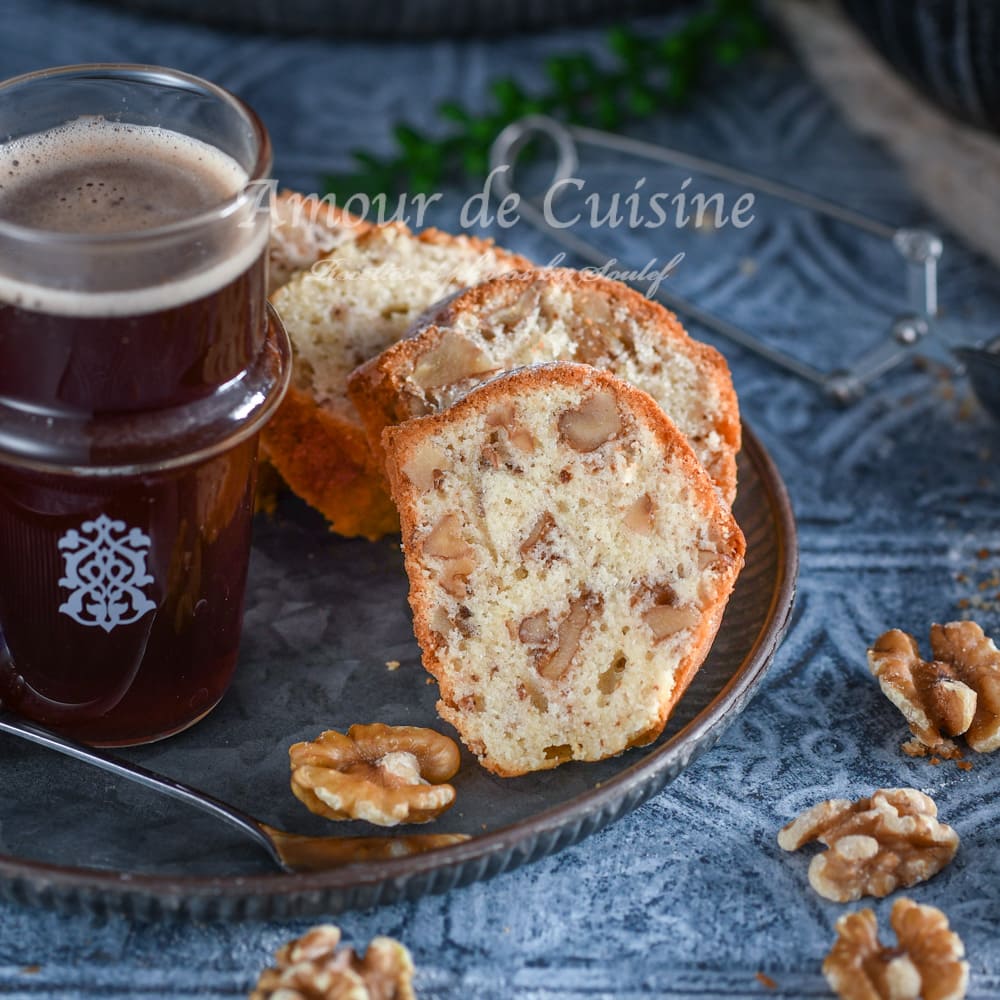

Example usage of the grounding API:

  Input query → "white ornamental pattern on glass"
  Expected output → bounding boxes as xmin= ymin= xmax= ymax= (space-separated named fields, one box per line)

xmin=57 ymin=514 xmax=157 ymax=633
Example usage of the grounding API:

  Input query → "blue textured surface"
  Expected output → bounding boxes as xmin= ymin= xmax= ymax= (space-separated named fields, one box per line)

xmin=1 ymin=3 xmax=999 ymax=997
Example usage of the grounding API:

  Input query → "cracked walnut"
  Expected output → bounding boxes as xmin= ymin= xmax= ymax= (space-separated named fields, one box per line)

xmin=824 ymin=899 xmax=968 ymax=1000
xmin=868 ymin=622 xmax=1000 ymax=757
xmin=251 ymin=924 xmax=416 ymax=1000
xmin=290 ymin=724 xmax=461 ymax=827
xmin=778 ymin=789 xmax=958 ymax=902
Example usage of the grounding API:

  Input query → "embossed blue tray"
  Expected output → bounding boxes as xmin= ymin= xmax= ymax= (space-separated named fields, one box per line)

xmin=0 ymin=424 xmax=796 ymax=920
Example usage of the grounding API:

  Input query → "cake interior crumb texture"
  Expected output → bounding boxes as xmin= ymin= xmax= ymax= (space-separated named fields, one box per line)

xmin=387 ymin=364 xmax=744 ymax=776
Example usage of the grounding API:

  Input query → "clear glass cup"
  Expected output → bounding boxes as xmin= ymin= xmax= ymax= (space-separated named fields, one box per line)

xmin=0 ymin=65 xmax=290 ymax=746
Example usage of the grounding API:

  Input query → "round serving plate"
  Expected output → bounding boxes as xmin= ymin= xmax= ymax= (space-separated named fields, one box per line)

xmin=0 ymin=424 xmax=796 ymax=921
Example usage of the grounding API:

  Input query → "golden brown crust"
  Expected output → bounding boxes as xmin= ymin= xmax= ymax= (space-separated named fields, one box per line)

xmin=261 ymin=385 xmax=399 ymax=540
xmin=349 ymin=267 xmax=741 ymax=504
xmin=414 ymin=226 xmax=534 ymax=268
xmin=259 ymin=190 xmax=371 ymax=512
xmin=384 ymin=362 xmax=745 ymax=776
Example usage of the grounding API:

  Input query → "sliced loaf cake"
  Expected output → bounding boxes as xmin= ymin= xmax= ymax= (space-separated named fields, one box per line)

xmin=265 ymin=224 xmax=532 ymax=539
xmin=383 ymin=362 xmax=745 ymax=776
xmin=349 ymin=268 xmax=741 ymax=505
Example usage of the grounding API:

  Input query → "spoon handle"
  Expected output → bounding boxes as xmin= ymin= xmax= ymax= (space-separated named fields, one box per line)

xmin=0 ymin=709 xmax=285 ymax=870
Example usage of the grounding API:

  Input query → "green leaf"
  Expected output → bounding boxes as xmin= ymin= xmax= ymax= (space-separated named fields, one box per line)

xmin=545 ymin=54 xmax=574 ymax=87
xmin=596 ymin=92 xmax=622 ymax=130
xmin=438 ymin=100 xmax=470 ymax=124
xmin=664 ymin=65 xmax=694 ymax=106
xmin=352 ymin=150 xmax=384 ymax=171
xmin=658 ymin=33 xmax=687 ymax=60
xmin=627 ymin=85 xmax=658 ymax=117
xmin=607 ymin=25 xmax=640 ymax=64
xmin=713 ymin=38 xmax=746 ymax=65
xmin=492 ymin=77 xmax=528 ymax=117
xmin=393 ymin=124 xmax=427 ymax=156
xmin=462 ymin=146 xmax=490 ymax=177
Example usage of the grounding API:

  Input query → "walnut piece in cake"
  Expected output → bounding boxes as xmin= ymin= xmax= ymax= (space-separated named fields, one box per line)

xmin=289 ymin=724 xmax=461 ymax=827
xmin=823 ymin=899 xmax=968 ymax=1000
xmin=868 ymin=622 xmax=1000 ymax=756
xmin=777 ymin=788 xmax=958 ymax=902
xmin=251 ymin=924 xmax=416 ymax=1000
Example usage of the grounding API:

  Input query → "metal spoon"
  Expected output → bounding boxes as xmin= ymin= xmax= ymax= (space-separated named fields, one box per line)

xmin=955 ymin=338 xmax=1000 ymax=422
xmin=0 ymin=709 xmax=467 ymax=874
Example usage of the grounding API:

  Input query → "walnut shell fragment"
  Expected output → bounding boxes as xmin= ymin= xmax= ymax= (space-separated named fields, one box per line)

xmin=868 ymin=622 xmax=1000 ymax=756
xmin=290 ymin=724 xmax=461 ymax=827
xmin=823 ymin=899 xmax=968 ymax=1000
xmin=777 ymin=788 xmax=958 ymax=902
xmin=251 ymin=924 xmax=416 ymax=1000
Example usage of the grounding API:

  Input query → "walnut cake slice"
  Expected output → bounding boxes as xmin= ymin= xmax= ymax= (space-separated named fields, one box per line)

xmin=384 ymin=363 xmax=745 ymax=776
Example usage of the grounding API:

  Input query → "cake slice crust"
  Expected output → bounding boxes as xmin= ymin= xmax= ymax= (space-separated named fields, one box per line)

xmin=384 ymin=363 xmax=745 ymax=776
xmin=268 ymin=190 xmax=369 ymax=294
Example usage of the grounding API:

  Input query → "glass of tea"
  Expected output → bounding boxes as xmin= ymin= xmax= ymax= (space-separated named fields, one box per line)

xmin=0 ymin=65 xmax=290 ymax=746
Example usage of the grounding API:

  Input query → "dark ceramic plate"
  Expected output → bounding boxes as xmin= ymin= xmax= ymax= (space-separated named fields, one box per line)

xmin=0 ymin=425 xmax=796 ymax=921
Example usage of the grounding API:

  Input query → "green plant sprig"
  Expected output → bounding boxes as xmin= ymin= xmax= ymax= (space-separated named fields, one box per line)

xmin=325 ymin=0 xmax=767 ymax=200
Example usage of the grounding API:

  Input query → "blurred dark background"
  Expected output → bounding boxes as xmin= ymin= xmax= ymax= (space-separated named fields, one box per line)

xmin=90 ymin=0 xmax=1000 ymax=134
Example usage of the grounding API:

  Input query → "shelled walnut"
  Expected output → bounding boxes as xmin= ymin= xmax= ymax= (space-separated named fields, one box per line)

xmin=823 ymin=899 xmax=968 ymax=1000
xmin=420 ymin=513 xmax=475 ymax=598
xmin=556 ymin=390 xmax=621 ymax=452
xmin=289 ymin=724 xmax=461 ymax=827
xmin=631 ymin=580 xmax=700 ymax=643
xmin=251 ymin=924 xmax=416 ymax=1000
xmin=868 ymin=622 xmax=1000 ymax=756
xmin=410 ymin=330 xmax=496 ymax=391
xmin=517 ymin=591 xmax=604 ymax=682
xmin=777 ymin=789 xmax=958 ymax=902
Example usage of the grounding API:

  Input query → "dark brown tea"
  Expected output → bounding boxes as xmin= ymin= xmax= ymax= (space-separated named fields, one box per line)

xmin=0 ymin=117 xmax=272 ymax=744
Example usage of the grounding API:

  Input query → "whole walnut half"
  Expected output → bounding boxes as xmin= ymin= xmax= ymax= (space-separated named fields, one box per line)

xmin=251 ymin=924 xmax=416 ymax=1000
xmin=290 ymin=724 xmax=461 ymax=827
xmin=823 ymin=899 xmax=968 ymax=1000
xmin=868 ymin=622 xmax=1000 ymax=756
xmin=777 ymin=789 xmax=958 ymax=902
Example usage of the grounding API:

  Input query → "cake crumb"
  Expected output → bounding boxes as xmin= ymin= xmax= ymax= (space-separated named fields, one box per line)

xmin=755 ymin=971 xmax=777 ymax=990
xmin=385 ymin=660 xmax=400 ymax=671
xmin=20 ymin=966 xmax=41 ymax=976
xmin=956 ymin=760 xmax=974 ymax=772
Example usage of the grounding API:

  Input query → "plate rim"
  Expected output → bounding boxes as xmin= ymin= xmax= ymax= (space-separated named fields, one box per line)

xmin=0 ymin=423 xmax=798 ymax=919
